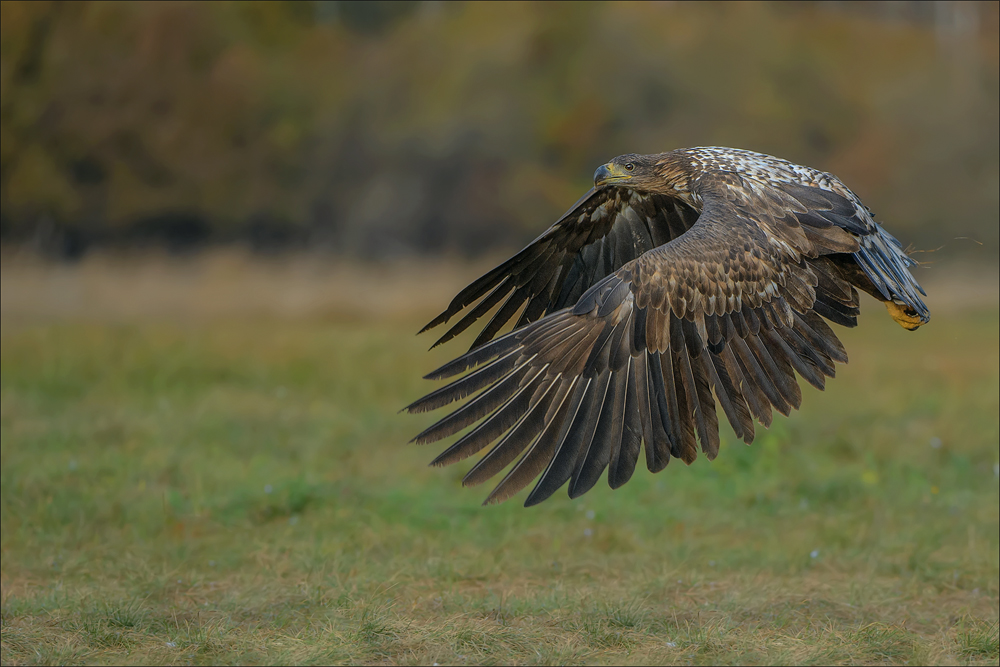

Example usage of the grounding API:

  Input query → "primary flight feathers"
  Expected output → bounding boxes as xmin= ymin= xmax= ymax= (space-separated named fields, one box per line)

xmin=405 ymin=147 xmax=929 ymax=506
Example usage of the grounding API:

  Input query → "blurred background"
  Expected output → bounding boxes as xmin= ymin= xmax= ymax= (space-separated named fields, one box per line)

xmin=1 ymin=0 xmax=997 ymax=262
xmin=2 ymin=6 xmax=998 ymax=662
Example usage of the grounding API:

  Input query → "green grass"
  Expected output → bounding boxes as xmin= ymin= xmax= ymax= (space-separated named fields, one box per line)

xmin=2 ymin=304 xmax=998 ymax=665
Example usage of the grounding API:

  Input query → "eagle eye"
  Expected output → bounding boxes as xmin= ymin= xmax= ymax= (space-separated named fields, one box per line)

xmin=624 ymin=162 xmax=635 ymax=172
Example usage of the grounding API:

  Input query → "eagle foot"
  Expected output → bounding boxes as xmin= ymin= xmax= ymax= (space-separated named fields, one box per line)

xmin=885 ymin=301 xmax=925 ymax=331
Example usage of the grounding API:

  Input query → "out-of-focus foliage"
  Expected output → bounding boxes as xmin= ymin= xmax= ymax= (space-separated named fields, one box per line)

xmin=1 ymin=1 xmax=997 ymax=257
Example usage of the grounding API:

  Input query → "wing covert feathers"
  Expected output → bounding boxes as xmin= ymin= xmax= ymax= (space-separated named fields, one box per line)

xmin=408 ymin=147 xmax=930 ymax=505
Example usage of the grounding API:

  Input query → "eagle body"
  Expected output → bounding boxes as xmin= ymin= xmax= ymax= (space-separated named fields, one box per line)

xmin=406 ymin=147 xmax=929 ymax=506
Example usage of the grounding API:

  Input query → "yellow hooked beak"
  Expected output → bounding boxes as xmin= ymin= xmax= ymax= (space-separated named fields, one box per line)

xmin=593 ymin=163 xmax=633 ymax=187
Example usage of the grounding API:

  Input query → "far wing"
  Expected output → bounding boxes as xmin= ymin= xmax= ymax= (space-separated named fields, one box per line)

xmin=420 ymin=187 xmax=700 ymax=350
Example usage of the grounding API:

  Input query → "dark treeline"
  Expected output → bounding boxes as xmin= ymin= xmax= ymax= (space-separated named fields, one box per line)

xmin=1 ymin=1 xmax=997 ymax=259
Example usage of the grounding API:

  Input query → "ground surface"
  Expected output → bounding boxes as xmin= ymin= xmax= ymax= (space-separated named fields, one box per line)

xmin=1 ymin=252 xmax=998 ymax=665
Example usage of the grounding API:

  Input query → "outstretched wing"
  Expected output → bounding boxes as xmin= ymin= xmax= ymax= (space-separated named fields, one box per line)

xmin=420 ymin=187 xmax=700 ymax=350
xmin=405 ymin=171 xmax=896 ymax=506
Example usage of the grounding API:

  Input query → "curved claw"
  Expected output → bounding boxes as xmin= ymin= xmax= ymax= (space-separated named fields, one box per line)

xmin=885 ymin=301 xmax=927 ymax=331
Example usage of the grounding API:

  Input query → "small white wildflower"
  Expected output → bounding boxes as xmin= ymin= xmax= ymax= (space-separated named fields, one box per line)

xmin=810 ymin=550 xmax=819 ymax=559
xmin=585 ymin=510 xmax=595 ymax=520
xmin=665 ymin=642 xmax=677 ymax=648
xmin=708 ymin=560 xmax=716 ymax=567
xmin=929 ymin=437 xmax=942 ymax=449
xmin=583 ymin=528 xmax=593 ymax=537
xmin=166 ymin=641 xmax=177 ymax=648
xmin=264 ymin=484 xmax=273 ymax=494
xmin=68 ymin=460 xmax=78 ymax=471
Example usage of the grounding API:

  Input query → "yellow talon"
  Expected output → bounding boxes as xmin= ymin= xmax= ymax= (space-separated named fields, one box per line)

xmin=885 ymin=301 xmax=926 ymax=331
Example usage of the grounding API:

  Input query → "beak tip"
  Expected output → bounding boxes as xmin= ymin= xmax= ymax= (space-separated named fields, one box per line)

xmin=593 ymin=164 xmax=611 ymax=186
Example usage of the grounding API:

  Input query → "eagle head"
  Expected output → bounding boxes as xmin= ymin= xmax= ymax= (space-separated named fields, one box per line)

xmin=593 ymin=153 xmax=682 ymax=195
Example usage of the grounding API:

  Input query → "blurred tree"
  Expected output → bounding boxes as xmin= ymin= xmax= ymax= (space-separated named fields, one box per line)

xmin=0 ymin=1 xmax=997 ymax=258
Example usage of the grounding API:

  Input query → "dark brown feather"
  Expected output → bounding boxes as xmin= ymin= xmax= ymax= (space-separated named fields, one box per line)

xmin=570 ymin=362 xmax=628 ymax=497
xmin=483 ymin=379 xmax=579 ymax=504
xmin=608 ymin=358 xmax=644 ymax=488
xmin=462 ymin=377 xmax=559 ymax=487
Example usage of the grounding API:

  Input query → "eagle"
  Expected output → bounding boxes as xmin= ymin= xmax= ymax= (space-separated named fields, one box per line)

xmin=405 ymin=147 xmax=929 ymax=507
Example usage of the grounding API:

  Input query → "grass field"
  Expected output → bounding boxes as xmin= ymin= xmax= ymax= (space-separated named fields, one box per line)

xmin=1 ymin=253 xmax=998 ymax=665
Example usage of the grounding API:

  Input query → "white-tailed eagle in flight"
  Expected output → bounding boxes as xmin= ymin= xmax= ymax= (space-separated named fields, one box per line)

xmin=405 ymin=147 xmax=929 ymax=506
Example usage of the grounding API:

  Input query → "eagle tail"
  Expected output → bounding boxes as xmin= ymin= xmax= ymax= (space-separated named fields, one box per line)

xmin=853 ymin=225 xmax=929 ymax=330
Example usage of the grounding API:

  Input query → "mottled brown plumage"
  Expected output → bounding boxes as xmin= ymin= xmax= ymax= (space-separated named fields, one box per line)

xmin=406 ymin=147 xmax=930 ymax=506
